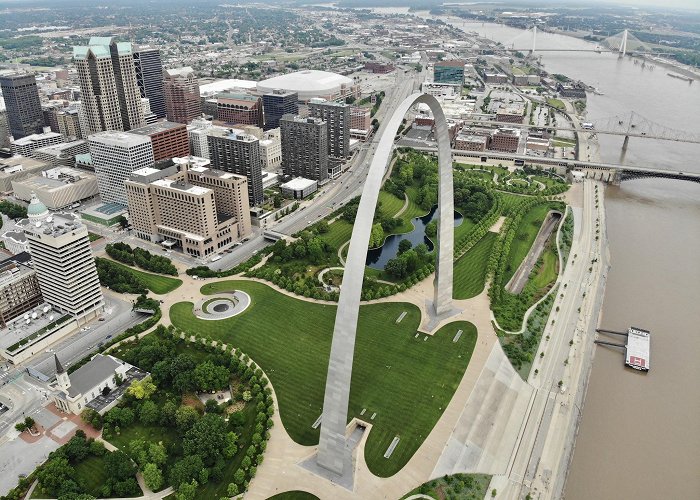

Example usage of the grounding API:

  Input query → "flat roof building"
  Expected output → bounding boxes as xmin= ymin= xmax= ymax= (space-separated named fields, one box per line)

xmin=308 ymin=98 xmax=351 ymax=159
xmin=280 ymin=114 xmax=328 ymax=183
xmin=12 ymin=167 xmax=99 ymax=209
xmin=490 ymin=128 xmax=521 ymax=153
xmin=0 ymin=73 xmax=43 ymax=139
xmin=22 ymin=212 xmax=103 ymax=321
xmin=216 ymin=93 xmax=264 ymax=128
xmin=455 ymin=133 xmax=488 ymax=152
xmin=88 ymin=131 xmax=154 ymax=206
xmin=31 ymin=140 xmax=90 ymax=168
xmin=125 ymin=157 xmax=251 ymax=257
xmin=280 ymin=177 xmax=318 ymax=199
xmin=262 ymin=90 xmax=298 ymax=131
xmin=433 ymin=60 xmax=465 ymax=85
xmin=0 ymin=259 xmax=43 ymax=329
xmin=131 ymin=121 xmax=189 ymax=162
xmin=206 ymin=128 xmax=264 ymax=206
xmin=11 ymin=131 xmax=63 ymax=157
xmin=0 ymin=156 xmax=49 ymax=194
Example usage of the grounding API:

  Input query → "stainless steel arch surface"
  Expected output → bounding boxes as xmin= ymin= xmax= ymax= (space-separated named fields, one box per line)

xmin=316 ymin=93 xmax=454 ymax=476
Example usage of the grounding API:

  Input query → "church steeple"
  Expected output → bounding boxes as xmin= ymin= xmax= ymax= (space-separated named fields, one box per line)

xmin=54 ymin=354 xmax=71 ymax=391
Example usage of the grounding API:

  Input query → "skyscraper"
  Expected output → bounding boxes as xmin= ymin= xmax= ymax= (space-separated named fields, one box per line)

xmin=0 ymin=73 xmax=44 ymax=139
xmin=73 ymin=37 xmax=145 ymax=135
xmin=133 ymin=48 xmax=166 ymax=119
xmin=88 ymin=131 xmax=154 ymax=205
xmin=280 ymin=114 xmax=328 ymax=182
xmin=206 ymin=128 xmax=263 ymax=206
xmin=262 ymin=90 xmax=298 ymax=130
xmin=308 ymin=98 xmax=350 ymax=159
xmin=163 ymin=67 xmax=201 ymax=124
xmin=23 ymin=212 xmax=104 ymax=321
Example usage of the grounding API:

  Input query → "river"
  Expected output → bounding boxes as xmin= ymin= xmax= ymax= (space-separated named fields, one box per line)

xmin=371 ymin=11 xmax=700 ymax=499
xmin=435 ymin=19 xmax=700 ymax=499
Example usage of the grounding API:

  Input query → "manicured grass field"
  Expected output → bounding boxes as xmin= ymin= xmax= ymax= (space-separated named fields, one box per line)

xmin=454 ymin=216 xmax=475 ymax=243
xmin=88 ymin=232 xmax=103 ymax=242
xmin=401 ymin=186 xmax=429 ymax=221
xmin=267 ymin=492 xmax=320 ymax=500
xmin=453 ymin=232 xmax=497 ymax=300
xmin=400 ymin=473 xmax=492 ymax=499
xmin=531 ymin=241 xmax=558 ymax=290
xmin=503 ymin=203 xmax=552 ymax=284
xmin=105 ymin=259 xmax=182 ymax=294
xmin=108 ymin=422 xmax=181 ymax=455
xmin=498 ymin=192 xmax=529 ymax=215
xmin=318 ymin=219 xmax=353 ymax=251
xmin=378 ymin=190 xmax=406 ymax=218
xmin=547 ymin=98 xmax=566 ymax=110
xmin=169 ymin=280 xmax=478 ymax=477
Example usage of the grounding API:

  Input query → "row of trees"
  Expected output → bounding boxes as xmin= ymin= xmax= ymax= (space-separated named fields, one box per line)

xmin=106 ymin=243 xmax=177 ymax=276
xmin=95 ymin=257 xmax=148 ymax=295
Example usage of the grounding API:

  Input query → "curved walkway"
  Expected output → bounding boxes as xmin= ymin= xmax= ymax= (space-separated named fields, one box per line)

xmin=491 ymin=205 xmax=570 ymax=335
xmin=394 ymin=192 xmax=410 ymax=218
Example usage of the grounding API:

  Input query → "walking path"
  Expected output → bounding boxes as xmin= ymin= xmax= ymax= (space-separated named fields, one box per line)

xmin=394 ymin=192 xmax=410 ymax=218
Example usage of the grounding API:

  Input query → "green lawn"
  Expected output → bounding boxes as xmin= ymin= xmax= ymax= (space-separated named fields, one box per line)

xmin=106 ymin=260 xmax=183 ymax=294
xmin=454 ymin=216 xmax=475 ymax=243
xmin=401 ymin=186 xmax=429 ymax=221
xmin=453 ymin=233 xmax=497 ymax=300
xmin=531 ymin=243 xmax=558 ymax=290
xmin=169 ymin=280 xmax=478 ymax=477
xmin=378 ymin=190 xmax=406 ymax=218
xmin=547 ymin=98 xmax=566 ymax=110
xmin=88 ymin=232 xmax=103 ymax=242
xmin=267 ymin=492 xmax=320 ymax=500
xmin=319 ymin=219 xmax=353 ymax=251
xmin=108 ymin=422 xmax=181 ymax=455
xmin=498 ymin=192 xmax=529 ymax=216
xmin=503 ymin=203 xmax=552 ymax=284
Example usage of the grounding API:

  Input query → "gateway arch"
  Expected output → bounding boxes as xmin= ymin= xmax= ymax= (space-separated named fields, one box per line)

xmin=317 ymin=93 xmax=455 ymax=477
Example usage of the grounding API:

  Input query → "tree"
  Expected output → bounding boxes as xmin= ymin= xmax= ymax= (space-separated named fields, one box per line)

xmin=127 ymin=377 xmax=157 ymax=400
xmin=169 ymin=455 xmax=203 ymax=490
xmin=369 ymin=223 xmax=384 ymax=248
xmin=398 ymin=239 xmax=412 ymax=254
xmin=176 ymin=479 xmax=198 ymax=500
xmin=139 ymin=400 xmax=160 ymax=425
xmin=193 ymin=361 xmax=229 ymax=392
xmin=183 ymin=414 xmax=228 ymax=466
xmin=227 ymin=483 xmax=239 ymax=496
xmin=24 ymin=416 xmax=35 ymax=429
xmin=142 ymin=463 xmax=164 ymax=491
xmin=37 ymin=457 xmax=75 ymax=494
xmin=273 ymin=194 xmax=283 ymax=208
xmin=148 ymin=442 xmax=167 ymax=466
xmin=175 ymin=405 xmax=200 ymax=433
xmin=223 ymin=431 xmax=239 ymax=459
xmin=233 ymin=468 xmax=246 ymax=485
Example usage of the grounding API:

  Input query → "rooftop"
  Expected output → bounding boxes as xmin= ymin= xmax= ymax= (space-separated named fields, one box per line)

xmin=199 ymin=78 xmax=257 ymax=97
xmin=88 ymin=131 xmax=151 ymax=148
xmin=164 ymin=67 xmax=196 ymax=78
xmin=217 ymin=92 xmax=260 ymax=103
xmin=11 ymin=131 xmax=62 ymax=146
xmin=152 ymin=178 xmax=210 ymax=196
xmin=65 ymin=354 xmax=123 ymax=398
xmin=130 ymin=121 xmax=186 ymax=136
xmin=281 ymin=177 xmax=317 ymax=190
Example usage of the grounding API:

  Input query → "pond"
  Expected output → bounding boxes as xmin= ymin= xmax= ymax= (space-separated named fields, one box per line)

xmin=365 ymin=205 xmax=463 ymax=270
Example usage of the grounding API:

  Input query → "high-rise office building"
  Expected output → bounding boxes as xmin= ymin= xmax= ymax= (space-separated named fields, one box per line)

xmin=262 ymin=90 xmax=298 ymax=131
xmin=88 ymin=131 xmax=154 ymax=205
xmin=207 ymin=128 xmax=263 ymax=206
xmin=73 ymin=37 xmax=145 ymax=136
xmin=163 ymin=67 xmax=201 ymax=124
xmin=56 ymin=106 xmax=82 ymax=139
xmin=23 ymin=212 xmax=103 ymax=320
xmin=280 ymin=114 xmax=328 ymax=182
xmin=187 ymin=118 xmax=214 ymax=158
xmin=133 ymin=48 xmax=166 ymax=119
xmin=216 ymin=93 xmax=263 ymax=128
xmin=0 ymin=73 xmax=44 ymax=139
xmin=125 ymin=157 xmax=251 ymax=257
xmin=308 ymin=98 xmax=350 ymax=158
xmin=433 ymin=60 xmax=466 ymax=85
xmin=131 ymin=121 xmax=189 ymax=162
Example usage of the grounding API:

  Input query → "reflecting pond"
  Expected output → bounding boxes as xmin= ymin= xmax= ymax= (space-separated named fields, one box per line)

xmin=365 ymin=205 xmax=463 ymax=270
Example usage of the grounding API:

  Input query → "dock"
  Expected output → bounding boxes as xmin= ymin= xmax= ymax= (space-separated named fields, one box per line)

xmin=625 ymin=327 xmax=650 ymax=371
xmin=595 ymin=326 xmax=651 ymax=372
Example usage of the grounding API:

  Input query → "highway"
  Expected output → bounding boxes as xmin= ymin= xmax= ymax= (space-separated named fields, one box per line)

xmin=210 ymin=68 xmax=422 ymax=271
xmin=490 ymin=179 xmax=608 ymax=499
